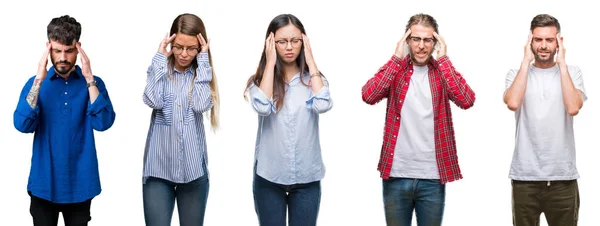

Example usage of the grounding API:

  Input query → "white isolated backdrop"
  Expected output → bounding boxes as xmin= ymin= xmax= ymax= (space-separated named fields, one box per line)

xmin=0 ymin=0 xmax=597 ymax=225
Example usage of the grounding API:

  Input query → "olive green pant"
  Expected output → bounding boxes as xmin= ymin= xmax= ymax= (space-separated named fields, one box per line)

xmin=512 ymin=180 xmax=579 ymax=226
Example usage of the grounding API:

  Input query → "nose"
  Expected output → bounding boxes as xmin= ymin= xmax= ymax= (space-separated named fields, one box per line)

xmin=181 ymin=49 xmax=190 ymax=57
xmin=417 ymin=40 xmax=425 ymax=49
xmin=541 ymin=40 xmax=548 ymax=49
xmin=60 ymin=51 xmax=67 ymax=61
xmin=285 ymin=42 xmax=293 ymax=50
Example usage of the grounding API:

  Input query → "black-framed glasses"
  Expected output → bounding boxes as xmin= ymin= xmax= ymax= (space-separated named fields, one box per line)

xmin=408 ymin=36 xmax=436 ymax=45
xmin=171 ymin=45 xmax=201 ymax=56
xmin=275 ymin=38 xmax=303 ymax=48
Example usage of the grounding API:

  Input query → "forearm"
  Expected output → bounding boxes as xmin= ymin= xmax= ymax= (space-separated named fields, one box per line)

xmin=308 ymin=64 xmax=324 ymax=92
xmin=259 ymin=66 xmax=275 ymax=99
xmin=362 ymin=55 xmax=403 ymax=104
xmin=558 ymin=63 xmax=583 ymax=115
xmin=143 ymin=53 xmax=168 ymax=109
xmin=26 ymin=78 xmax=43 ymax=108
xmin=438 ymin=57 xmax=475 ymax=109
xmin=504 ymin=61 xmax=529 ymax=111
xmin=86 ymin=78 xmax=100 ymax=104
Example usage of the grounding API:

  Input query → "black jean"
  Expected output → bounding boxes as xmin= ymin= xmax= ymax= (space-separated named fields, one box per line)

xmin=29 ymin=191 xmax=92 ymax=226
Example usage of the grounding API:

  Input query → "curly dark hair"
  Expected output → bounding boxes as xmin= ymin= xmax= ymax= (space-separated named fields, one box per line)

xmin=47 ymin=15 xmax=81 ymax=44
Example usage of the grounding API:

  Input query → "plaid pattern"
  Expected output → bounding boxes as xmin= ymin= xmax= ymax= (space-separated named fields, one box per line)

xmin=362 ymin=55 xmax=475 ymax=184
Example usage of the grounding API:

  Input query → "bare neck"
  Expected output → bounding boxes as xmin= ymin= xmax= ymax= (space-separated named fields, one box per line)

xmin=533 ymin=60 xmax=556 ymax=69
xmin=282 ymin=63 xmax=300 ymax=83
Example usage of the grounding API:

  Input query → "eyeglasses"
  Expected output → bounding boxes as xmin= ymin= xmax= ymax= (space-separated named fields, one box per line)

xmin=275 ymin=38 xmax=303 ymax=48
xmin=408 ymin=36 xmax=436 ymax=45
xmin=171 ymin=45 xmax=201 ymax=56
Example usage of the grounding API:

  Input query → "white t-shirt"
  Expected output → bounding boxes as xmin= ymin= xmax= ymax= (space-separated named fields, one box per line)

xmin=391 ymin=65 xmax=438 ymax=179
xmin=505 ymin=63 xmax=587 ymax=181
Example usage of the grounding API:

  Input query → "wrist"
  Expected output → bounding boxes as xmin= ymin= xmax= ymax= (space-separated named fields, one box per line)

xmin=86 ymin=80 xmax=97 ymax=88
xmin=310 ymin=71 xmax=322 ymax=79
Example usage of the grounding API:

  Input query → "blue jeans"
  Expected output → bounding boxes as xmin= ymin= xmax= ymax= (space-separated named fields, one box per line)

xmin=382 ymin=178 xmax=446 ymax=226
xmin=143 ymin=175 xmax=209 ymax=226
xmin=253 ymin=173 xmax=321 ymax=226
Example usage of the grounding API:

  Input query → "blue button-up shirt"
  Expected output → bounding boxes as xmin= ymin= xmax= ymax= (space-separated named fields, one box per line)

xmin=142 ymin=52 xmax=213 ymax=184
xmin=13 ymin=66 xmax=116 ymax=203
xmin=248 ymin=72 xmax=333 ymax=185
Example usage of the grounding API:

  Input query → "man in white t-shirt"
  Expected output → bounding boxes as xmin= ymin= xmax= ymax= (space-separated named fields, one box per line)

xmin=504 ymin=14 xmax=587 ymax=226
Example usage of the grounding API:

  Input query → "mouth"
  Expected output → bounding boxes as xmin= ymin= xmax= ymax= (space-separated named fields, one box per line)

xmin=415 ymin=52 xmax=428 ymax=57
xmin=284 ymin=53 xmax=294 ymax=58
xmin=537 ymin=51 xmax=552 ymax=56
xmin=178 ymin=58 xmax=189 ymax=64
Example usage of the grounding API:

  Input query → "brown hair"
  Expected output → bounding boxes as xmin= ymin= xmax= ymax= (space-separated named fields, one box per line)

xmin=169 ymin=13 xmax=220 ymax=131
xmin=405 ymin=13 xmax=439 ymax=33
xmin=530 ymin=14 xmax=561 ymax=32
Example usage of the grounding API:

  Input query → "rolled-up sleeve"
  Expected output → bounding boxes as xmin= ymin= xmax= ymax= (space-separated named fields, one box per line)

xmin=13 ymin=77 xmax=39 ymax=133
xmin=306 ymin=76 xmax=333 ymax=114
xmin=248 ymin=83 xmax=276 ymax=116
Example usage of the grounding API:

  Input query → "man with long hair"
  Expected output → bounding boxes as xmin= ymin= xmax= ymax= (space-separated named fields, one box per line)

xmin=362 ymin=13 xmax=475 ymax=226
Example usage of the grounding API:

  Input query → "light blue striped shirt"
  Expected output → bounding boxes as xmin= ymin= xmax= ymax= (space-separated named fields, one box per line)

xmin=249 ymin=72 xmax=333 ymax=185
xmin=142 ymin=52 xmax=213 ymax=184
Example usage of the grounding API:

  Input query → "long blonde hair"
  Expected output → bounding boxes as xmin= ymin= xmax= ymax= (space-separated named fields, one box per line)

xmin=169 ymin=13 xmax=220 ymax=131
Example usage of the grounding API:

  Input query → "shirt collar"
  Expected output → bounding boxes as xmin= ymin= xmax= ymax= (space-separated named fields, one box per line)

xmin=174 ymin=65 xmax=195 ymax=75
xmin=49 ymin=65 xmax=83 ymax=80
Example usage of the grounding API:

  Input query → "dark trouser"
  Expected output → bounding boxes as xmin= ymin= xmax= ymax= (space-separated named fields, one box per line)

xmin=512 ymin=180 xmax=580 ymax=226
xmin=29 ymin=191 xmax=92 ymax=226
xmin=253 ymin=173 xmax=321 ymax=226
xmin=143 ymin=175 xmax=210 ymax=226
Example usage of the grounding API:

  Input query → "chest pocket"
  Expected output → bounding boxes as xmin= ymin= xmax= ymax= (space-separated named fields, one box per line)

xmin=153 ymin=93 xmax=174 ymax=125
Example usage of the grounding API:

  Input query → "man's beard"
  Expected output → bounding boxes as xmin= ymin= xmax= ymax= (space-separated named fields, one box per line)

xmin=533 ymin=44 xmax=556 ymax=64
xmin=52 ymin=60 xmax=74 ymax=75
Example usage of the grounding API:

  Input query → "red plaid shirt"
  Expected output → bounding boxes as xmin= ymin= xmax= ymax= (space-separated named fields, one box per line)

xmin=362 ymin=54 xmax=475 ymax=184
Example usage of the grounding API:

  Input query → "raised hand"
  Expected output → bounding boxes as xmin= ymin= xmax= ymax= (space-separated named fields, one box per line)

xmin=302 ymin=34 xmax=318 ymax=71
xmin=523 ymin=33 xmax=534 ymax=63
xmin=395 ymin=29 xmax=412 ymax=59
xmin=433 ymin=32 xmax=446 ymax=59
xmin=197 ymin=33 xmax=209 ymax=53
xmin=76 ymin=43 xmax=93 ymax=81
xmin=159 ymin=33 xmax=177 ymax=56
xmin=556 ymin=33 xmax=566 ymax=65
xmin=37 ymin=42 xmax=52 ymax=80
xmin=265 ymin=32 xmax=276 ymax=67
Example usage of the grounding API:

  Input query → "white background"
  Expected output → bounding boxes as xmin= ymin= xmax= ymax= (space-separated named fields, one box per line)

xmin=0 ymin=0 xmax=597 ymax=225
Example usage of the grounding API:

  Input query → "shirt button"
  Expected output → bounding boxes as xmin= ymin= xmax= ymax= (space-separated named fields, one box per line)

xmin=65 ymin=82 xmax=68 ymax=84
xmin=180 ymin=120 xmax=182 ymax=123
xmin=64 ymin=92 xmax=67 ymax=95
xmin=178 ymin=104 xmax=181 ymax=107
xmin=396 ymin=117 xmax=399 ymax=120
xmin=64 ymin=102 xmax=68 ymax=105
